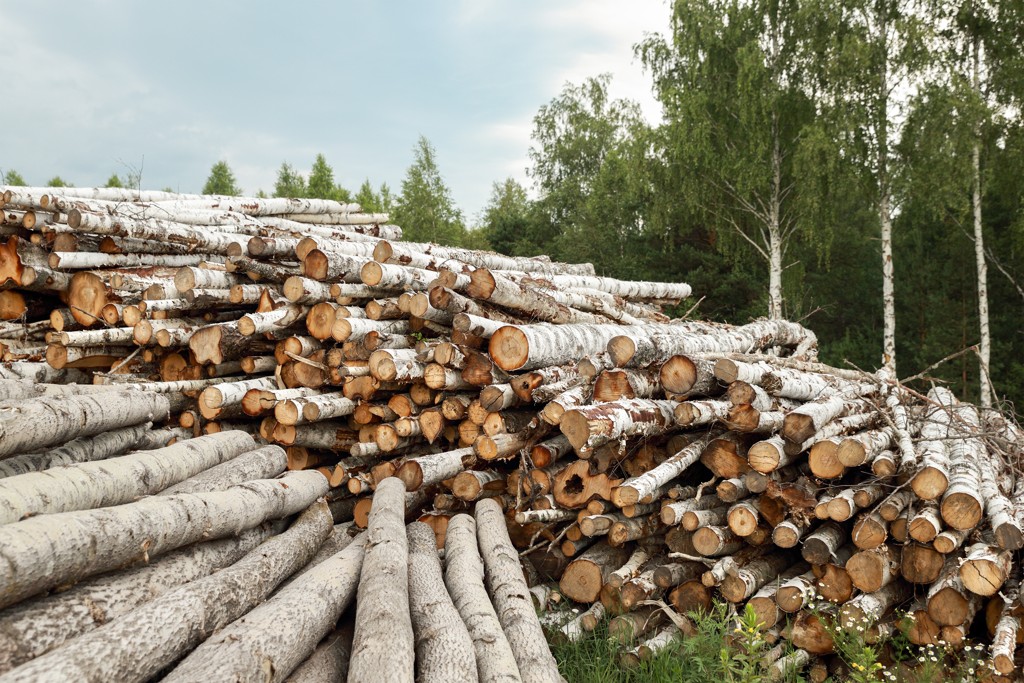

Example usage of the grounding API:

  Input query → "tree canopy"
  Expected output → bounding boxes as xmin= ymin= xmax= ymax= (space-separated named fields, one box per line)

xmin=202 ymin=161 xmax=241 ymax=196
xmin=392 ymin=136 xmax=466 ymax=246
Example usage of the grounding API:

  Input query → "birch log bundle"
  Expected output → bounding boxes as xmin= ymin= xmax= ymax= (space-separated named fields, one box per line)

xmin=2 ymin=185 xmax=1024 ymax=680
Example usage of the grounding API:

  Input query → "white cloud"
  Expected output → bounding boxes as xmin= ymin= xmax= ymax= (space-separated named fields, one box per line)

xmin=537 ymin=0 xmax=669 ymax=123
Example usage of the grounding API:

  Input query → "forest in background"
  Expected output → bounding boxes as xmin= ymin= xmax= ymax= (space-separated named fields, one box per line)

xmin=4 ymin=0 xmax=1023 ymax=411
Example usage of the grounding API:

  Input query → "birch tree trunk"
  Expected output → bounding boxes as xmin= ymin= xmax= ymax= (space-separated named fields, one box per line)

xmin=878 ymin=10 xmax=896 ymax=376
xmin=971 ymin=34 xmax=992 ymax=407
xmin=0 ymin=469 xmax=328 ymax=608
xmin=406 ymin=522 xmax=478 ymax=683
xmin=164 ymin=534 xmax=366 ymax=683
xmin=443 ymin=514 xmax=522 ymax=683
xmin=0 ymin=502 xmax=332 ymax=683
xmin=0 ymin=522 xmax=279 ymax=673
xmin=475 ymin=498 xmax=565 ymax=683
xmin=347 ymin=478 xmax=415 ymax=683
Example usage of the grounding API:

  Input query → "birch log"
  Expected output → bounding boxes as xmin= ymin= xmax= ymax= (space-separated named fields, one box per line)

xmin=0 ymin=431 xmax=255 ymax=523
xmin=348 ymin=478 xmax=415 ymax=683
xmin=476 ymin=498 xmax=565 ymax=683
xmin=406 ymin=522 xmax=478 ymax=683
xmin=0 ymin=523 xmax=280 ymax=673
xmin=158 ymin=444 xmax=288 ymax=496
xmin=444 ymin=514 xmax=522 ymax=683
xmin=0 ymin=502 xmax=332 ymax=683
xmin=164 ymin=534 xmax=367 ymax=683
xmin=0 ymin=470 xmax=328 ymax=608
xmin=0 ymin=422 xmax=152 ymax=478
xmin=0 ymin=391 xmax=170 ymax=458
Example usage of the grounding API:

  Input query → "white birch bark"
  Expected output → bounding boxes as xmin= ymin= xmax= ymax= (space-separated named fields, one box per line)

xmin=0 ymin=422 xmax=152 ymax=478
xmin=348 ymin=478 xmax=415 ymax=683
xmin=374 ymin=239 xmax=592 ymax=276
xmin=675 ymin=399 xmax=732 ymax=427
xmin=475 ymin=498 xmax=565 ymax=683
xmin=156 ymin=196 xmax=362 ymax=215
xmin=52 ymin=326 xmax=135 ymax=346
xmin=406 ymin=522 xmax=478 ymax=683
xmin=468 ymin=269 xmax=603 ymax=325
xmin=397 ymin=447 xmax=475 ymax=491
xmin=611 ymin=433 xmax=716 ymax=507
xmin=69 ymin=210 xmax=247 ymax=254
xmin=158 ymin=444 xmax=288 ymax=496
xmin=50 ymin=252 xmax=210 ymax=269
xmin=611 ymin=320 xmax=816 ymax=368
xmin=199 ymin=376 xmax=276 ymax=411
xmin=0 ymin=522 xmax=279 ymax=673
xmin=0 ymin=502 xmax=333 ymax=683
xmin=959 ymin=27 xmax=993 ymax=405
xmin=164 ymin=534 xmax=367 ymax=683
xmin=290 ymin=392 xmax=358 ymax=424
xmin=940 ymin=403 xmax=986 ymax=531
xmin=239 ymin=304 xmax=309 ymax=336
xmin=0 ymin=470 xmax=328 ymax=608
xmin=359 ymin=261 xmax=435 ymax=291
xmin=0 ymin=430 xmax=254 ymax=524
xmin=559 ymin=398 xmax=678 ymax=454
xmin=559 ymin=603 xmax=606 ymax=643
xmin=0 ymin=391 xmax=170 ymax=458
xmin=501 ymin=320 xmax=816 ymax=373
xmin=606 ymin=547 xmax=651 ymax=588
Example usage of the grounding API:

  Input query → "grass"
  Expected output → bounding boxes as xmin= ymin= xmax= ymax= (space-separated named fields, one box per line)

xmin=548 ymin=601 xmax=995 ymax=683
xmin=550 ymin=602 xmax=801 ymax=683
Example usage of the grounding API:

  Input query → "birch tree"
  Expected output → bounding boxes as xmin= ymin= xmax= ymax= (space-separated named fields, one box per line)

xmin=638 ymin=0 xmax=816 ymax=319
xmin=802 ymin=0 xmax=932 ymax=374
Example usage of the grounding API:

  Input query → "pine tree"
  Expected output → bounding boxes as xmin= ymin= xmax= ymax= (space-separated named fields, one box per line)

xmin=105 ymin=174 xmax=124 ymax=188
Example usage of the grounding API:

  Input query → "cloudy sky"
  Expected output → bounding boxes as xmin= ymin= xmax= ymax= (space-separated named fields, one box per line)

xmin=0 ymin=1 xmax=671 ymax=220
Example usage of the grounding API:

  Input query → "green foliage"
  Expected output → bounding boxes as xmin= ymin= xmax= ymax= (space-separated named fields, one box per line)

xmin=2 ymin=170 xmax=26 ymax=186
xmin=104 ymin=174 xmax=124 ymax=188
xmin=348 ymin=179 xmax=396 ymax=214
xmin=480 ymin=178 xmax=531 ymax=255
xmin=527 ymin=74 xmax=643 ymax=262
xmin=46 ymin=176 xmax=70 ymax=188
xmin=393 ymin=136 xmax=466 ymax=246
xmin=355 ymin=179 xmax=381 ymax=212
xmin=307 ymin=154 xmax=352 ymax=202
xmin=551 ymin=602 xmax=801 ymax=683
xmin=722 ymin=605 xmax=773 ymax=683
xmin=273 ymin=163 xmax=307 ymax=198
xmin=202 ymin=160 xmax=241 ymax=196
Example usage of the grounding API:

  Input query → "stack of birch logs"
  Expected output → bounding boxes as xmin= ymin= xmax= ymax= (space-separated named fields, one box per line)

xmin=0 ymin=411 xmax=561 ymax=683
xmin=3 ymin=184 xmax=1024 ymax=680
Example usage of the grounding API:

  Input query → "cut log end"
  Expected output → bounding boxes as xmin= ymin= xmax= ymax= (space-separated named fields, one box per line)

xmin=488 ymin=326 xmax=529 ymax=372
